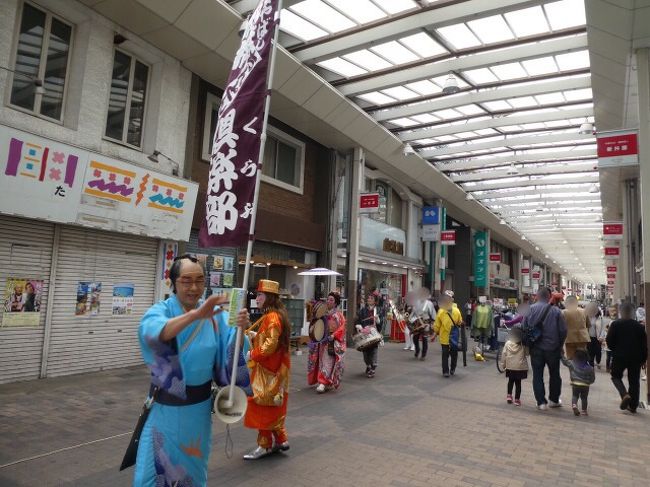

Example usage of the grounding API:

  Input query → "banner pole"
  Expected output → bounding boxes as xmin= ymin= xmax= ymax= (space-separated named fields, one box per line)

xmin=226 ymin=0 xmax=283 ymax=408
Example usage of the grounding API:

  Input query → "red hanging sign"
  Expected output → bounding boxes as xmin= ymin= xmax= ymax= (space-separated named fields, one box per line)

xmin=489 ymin=253 xmax=501 ymax=262
xmin=603 ymin=221 xmax=624 ymax=240
xmin=521 ymin=268 xmax=530 ymax=275
xmin=607 ymin=266 xmax=617 ymax=273
xmin=440 ymin=230 xmax=456 ymax=245
xmin=359 ymin=193 xmax=380 ymax=214
xmin=604 ymin=247 xmax=620 ymax=258
xmin=597 ymin=130 xmax=638 ymax=168
xmin=532 ymin=271 xmax=541 ymax=280
xmin=607 ymin=273 xmax=616 ymax=279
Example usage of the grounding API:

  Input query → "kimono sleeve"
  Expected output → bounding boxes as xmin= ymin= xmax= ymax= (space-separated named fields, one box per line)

xmin=139 ymin=300 xmax=173 ymax=366
xmin=214 ymin=311 xmax=251 ymax=392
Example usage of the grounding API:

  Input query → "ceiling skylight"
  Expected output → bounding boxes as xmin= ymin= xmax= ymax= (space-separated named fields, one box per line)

xmin=436 ymin=24 xmax=482 ymax=49
xmin=290 ymin=0 xmax=356 ymax=33
xmin=467 ymin=15 xmax=515 ymax=44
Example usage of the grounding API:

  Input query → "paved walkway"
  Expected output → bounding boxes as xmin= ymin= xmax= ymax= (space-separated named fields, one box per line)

xmin=0 ymin=342 xmax=648 ymax=486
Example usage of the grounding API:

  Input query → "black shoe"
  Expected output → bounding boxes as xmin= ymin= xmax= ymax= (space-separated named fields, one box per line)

xmin=627 ymin=406 xmax=637 ymax=414
xmin=450 ymin=369 xmax=455 ymax=376
xmin=414 ymin=352 xmax=419 ymax=359
xmin=443 ymin=372 xmax=450 ymax=378
xmin=620 ymin=394 xmax=631 ymax=410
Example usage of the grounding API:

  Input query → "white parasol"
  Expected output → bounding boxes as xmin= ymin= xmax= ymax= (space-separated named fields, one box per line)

xmin=297 ymin=267 xmax=342 ymax=276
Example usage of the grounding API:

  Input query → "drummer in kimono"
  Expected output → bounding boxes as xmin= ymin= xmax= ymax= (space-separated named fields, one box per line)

xmin=134 ymin=254 xmax=251 ymax=487
xmin=243 ymin=279 xmax=292 ymax=460
xmin=355 ymin=293 xmax=381 ymax=378
xmin=308 ymin=291 xmax=346 ymax=393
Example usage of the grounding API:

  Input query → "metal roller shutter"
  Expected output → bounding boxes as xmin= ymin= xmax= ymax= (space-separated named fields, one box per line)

xmin=45 ymin=226 xmax=158 ymax=377
xmin=0 ymin=216 xmax=54 ymax=383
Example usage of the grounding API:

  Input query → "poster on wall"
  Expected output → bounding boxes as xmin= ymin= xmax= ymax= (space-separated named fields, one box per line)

xmin=223 ymin=273 xmax=234 ymax=287
xmin=76 ymin=281 xmax=101 ymax=316
xmin=2 ymin=278 xmax=43 ymax=327
xmin=213 ymin=256 xmax=225 ymax=270
xmin=195 ymin=254 xmax=208 ymax=271
xmin=223 ymin=257 xmax=234 ymax=272
xmin=112 ymin=283 xmax=134 ymax=315
xmin=210 ymin=272 xmax=222 ymax=287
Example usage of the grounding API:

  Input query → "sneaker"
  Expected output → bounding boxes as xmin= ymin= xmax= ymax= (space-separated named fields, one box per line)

xmin=572 ymin=404 xmax=580 ymax=416
xmin=514 ymin=399 xmax=521 ymax=407
xmin=403 ymin=346 xmax=410 ymax=350
xmin=450 ymin=369 xmax=455 ymax=376
xmin=506 ymin=395 xmax=513 ymax=404
xmin=581 ymin=410 xmax=589 ymax=416
xmin=620 ymin=394 xmax=631 ymax=410
xmin=537 ymin=403 xmax=548 ymax=411
xmin=409 ymin=346 xmax=415 ymax=351
xmin=443 ymin=372 xmax=450 ymax=378
xmin=316 ymin=384 xmax=326 ymax=393
xmin=548 ymin=400 xmax=562 ymax=408
xmin=243 ymin=446 xmax=273 ymax=460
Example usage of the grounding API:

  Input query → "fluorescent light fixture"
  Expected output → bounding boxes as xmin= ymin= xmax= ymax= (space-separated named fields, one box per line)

xmin=579 ymin=122 xmax=594 ymax=134
xmin=465 ymin=193 xmax=475 ymax=201
xmin=499 ymin=219 xmax=506 ymax=225
xmin=506 ymin=163 xmax=519 ymax=176
xmin=403 ymin=143 xmax=416 ymax=156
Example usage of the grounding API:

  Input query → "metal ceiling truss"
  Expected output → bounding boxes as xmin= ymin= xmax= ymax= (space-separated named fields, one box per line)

xmin=421 ymin=132 xmax=594 ymax=158
xmin=463 ymin=173 xmax=598 ymax=192
xmin=452 ymin=165 xmax=597 ymax=183
xmin=338 ymin=34 xmax=588 ymax=96
xmin=433 ymin=148 xmax=596 ymax=171
xmin=400 ymin=106 xmax=593 ymax=141
xmin=372 ymin=76 xmax=592 ymax=121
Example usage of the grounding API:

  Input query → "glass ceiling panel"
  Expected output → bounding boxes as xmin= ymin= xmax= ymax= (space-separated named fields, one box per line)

xmin=535 ymin=92 xmax=566 ymax=104
xmin=389 ymin=117 xmax=419 ymax=127
xmin=556 ymin=50 xmax=590 ymax=70
xmin=411 ymin=113 xmax=439 ymax=123
xmin=370 ymin=40 xmax=419 ymax=64
xmin=436 ymin=24 xmax=482 ymax=50
xmin=290 ymin=0 xmax=356 ymax=33
xmin=464 ymin=68 xmax=499 ymax=84
xmin=405 ymin=80 xmax=440 ymax=95
xmin=280 ymin=10 xmax=328 ymax=41
xmin=456 ymin=104 xmax=485 ymax=115
xmin=317 ymin=58 xmax=367 ymax=77
xmin=564 ymin=88 xmax=593 ymax=101
xmin=522 ymin=56 xmax=559 ymax=76
xmin=371 ymin=0 xmax=418 ymax=15
xmin=483 ymin=100 xmax=512 ymax=111
xmin=400 ymin=32 xmax=447 ymax=58
xmin=432 ymin=108 xmax=462 ymax=120
xmin=507 ymin=96 xmax=539 ymax=108
xmin=491 ymin=62 xmax=528 ymax=80
xmin=467 ymin=15 xmax=515 ymax=44
xmin=357 ymin=91 xmax=396 ymax=105
xmin=343 ymin=50 xmax=392 ymax=71
xmin=544 ymin=0 xmax=587 ymax=31
xmin=326 ymin=0 xmax=386 ymax=24
xmin=504 ymin=6 xmax=550 ymax=37
xmin=381 ymin=86 xmax=419 ymax=100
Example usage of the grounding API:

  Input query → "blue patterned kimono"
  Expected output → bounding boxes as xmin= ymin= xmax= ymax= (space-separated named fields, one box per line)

xmin=134 ymin=295 xmax=250 ymax=487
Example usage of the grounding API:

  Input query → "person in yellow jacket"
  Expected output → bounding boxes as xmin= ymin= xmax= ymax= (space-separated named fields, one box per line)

xmin=433 ymin=293 xmax=463 ymax=377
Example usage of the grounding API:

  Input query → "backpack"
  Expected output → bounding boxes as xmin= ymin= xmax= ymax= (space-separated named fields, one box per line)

xmin=522 ymin=304 xmax=552 ymax=347
xmin=446 ymin=311 xmax=462 ymax=351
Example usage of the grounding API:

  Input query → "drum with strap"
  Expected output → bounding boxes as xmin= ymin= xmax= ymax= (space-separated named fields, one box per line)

xmin=309 ymin=317 xmax=327 ymax=342
xmin=352 ymin=327 xmax=382 ymax=351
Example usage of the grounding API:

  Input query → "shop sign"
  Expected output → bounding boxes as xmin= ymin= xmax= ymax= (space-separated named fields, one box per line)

xmin=602 ymin=221 xmax=624 ymax=240
xmin=473 ymin=231 xmax=488 ymax=288
xmin=604 ymin=247 xmax=620 ymax=258
xmin=422 ymin=206 xmax=440 ymax=225
xmin=0 ymin=125 xmax=198 ymax=240
xmin=521 ymin=268 xmax=530 ymax=275
xmin=422 ymin=224 xmax=440 ymax=242
xmin=489 ymin=253 xmax=501 ymax=262
xmin=532 ymin=271 xmax=541 ymax=280
xmin=359 ymin=193 xmax=380 ymax=214
xmin=440 ymin=230 xmax=456 ymax=245
xmin=607 ymin=273 xmax=616 ymax=279
xmin=382 ymin=238 xmax=404 ymax=255
xmin=607 ymin=279 xmax=615 ymax=286
xmin=607 ymin=266 xmax=617 ymax=273
xmin=597 ymin=129 xmax=638 ymax=168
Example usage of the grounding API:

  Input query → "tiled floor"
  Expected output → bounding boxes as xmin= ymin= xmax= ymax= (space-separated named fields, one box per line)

xmin=0 ymin=341 xmax=647 ymax=486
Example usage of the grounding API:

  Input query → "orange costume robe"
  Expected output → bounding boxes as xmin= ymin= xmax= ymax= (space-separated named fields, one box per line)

xmin=244 ymin=311 xmax=291 ymax=449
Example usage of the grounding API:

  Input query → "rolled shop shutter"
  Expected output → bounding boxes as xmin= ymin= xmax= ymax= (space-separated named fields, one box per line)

xmin=0 ymin=216 xmax=54 ymax=383
xmin=44 ymin=225 xmax=158 ymax=377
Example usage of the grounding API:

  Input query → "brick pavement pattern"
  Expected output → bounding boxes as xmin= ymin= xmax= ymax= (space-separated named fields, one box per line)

xmin=0 ymin=342 xmax=648 ymax=486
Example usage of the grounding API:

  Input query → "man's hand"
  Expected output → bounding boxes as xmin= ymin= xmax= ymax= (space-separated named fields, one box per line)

xmin=195 ymin=294 xmax=228 ymax=319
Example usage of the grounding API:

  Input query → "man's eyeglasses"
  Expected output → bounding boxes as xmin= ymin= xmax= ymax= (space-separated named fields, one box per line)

xmin=176 ymin=277 xmax=206 ymax=288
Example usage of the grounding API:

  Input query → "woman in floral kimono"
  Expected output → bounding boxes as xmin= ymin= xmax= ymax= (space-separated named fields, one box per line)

xmin=134 ymin=254 xmax=250 ymax=487
xmin=243 ymin=280 xmax=292 ymax=460
xmin=308 ymin=292 xmax=346 ymax=393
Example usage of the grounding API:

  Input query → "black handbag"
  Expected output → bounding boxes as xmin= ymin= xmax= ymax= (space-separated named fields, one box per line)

xmin=119 ymin=387 xmax=157 ymax=471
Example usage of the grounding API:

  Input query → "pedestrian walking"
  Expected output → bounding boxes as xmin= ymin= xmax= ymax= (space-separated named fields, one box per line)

xmin=561 ymin=349 xmax=595 ymax=416
xmin=524 ymin=287 xmax=567 ymax=410
xmin=355 ymin=294 xmax=381 ymax=378
xmin=409 ymin=287 xmax=436 ymax=361
xmin=433 ymin=293 xmax=462 ymax=377
xmin=585 ymin=301 xmax=607 ymax=367
xmin=498 ymin=325 xmax=528 ymax=406
xmin=606 ymin=302 xmax=648 ymax=414
xmin=562 ymin=295 xmax=590 ymax=359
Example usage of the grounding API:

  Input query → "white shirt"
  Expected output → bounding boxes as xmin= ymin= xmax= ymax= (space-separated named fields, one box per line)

xmin=637 ymin=307 xmax=646 ymax=323
xmin=410 ymin=299 xmax=436 ymax=323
